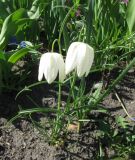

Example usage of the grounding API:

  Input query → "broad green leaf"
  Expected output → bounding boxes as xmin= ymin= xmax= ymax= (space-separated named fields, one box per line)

xmin=0 ymin=8 xmax=28 ymax=50
xmin=8 ymin=47 xmax=33 ymax=63
xmin=0 ymin=8 xmax=27 ymax=38
xmin=127 ymin=0 xmax=135 ymax=32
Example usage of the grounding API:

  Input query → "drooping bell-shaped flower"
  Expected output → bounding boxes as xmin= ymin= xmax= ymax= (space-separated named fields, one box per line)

xmin=65 ymin=42 xmax=94 ymax=77
xmin=38 ymin=52 xmax=65 ymax=84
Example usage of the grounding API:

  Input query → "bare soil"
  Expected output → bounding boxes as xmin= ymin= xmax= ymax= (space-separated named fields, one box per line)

xmin=0 ymin=68 xmax=135 ymax=160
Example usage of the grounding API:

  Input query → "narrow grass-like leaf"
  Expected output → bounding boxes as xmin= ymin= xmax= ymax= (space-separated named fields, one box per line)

xmin=127 ymin=0 xmax=135 ymax=32
xmin=8 ymin=47 xmax=33 ymax=63
xmin=19 ymin=107 xmax=57 ymax=114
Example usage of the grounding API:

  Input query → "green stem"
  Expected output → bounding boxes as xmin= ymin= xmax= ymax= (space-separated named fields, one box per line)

xmin=66 ymin=72 xmax=77 ymax=111
xmin=51 ymin=39 xmax=58 ymax=52
xmin=58 ymin=83 xmax=62 ymax=112
xmin=57 ymin=36 xmax=62 ymax=113
xmin=76 ymin=77 xmax=86 ymax=131
xmin=78 ymin=77 xmax=85 ymax=118
xmin=54 ymin=82 xmax=62 ymax=141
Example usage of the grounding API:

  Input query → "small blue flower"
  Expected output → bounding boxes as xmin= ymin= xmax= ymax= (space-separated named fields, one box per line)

xmin=20 ymin=41 xmax=33 ymax=48
xmin=20 ymin=41 xmax=27 ymax=48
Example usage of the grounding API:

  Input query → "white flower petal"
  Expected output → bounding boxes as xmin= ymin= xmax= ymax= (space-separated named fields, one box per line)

xmin=85 ymin=44 xmax=94 ymax=77
xmin=65 ymin=42 xmax=94 ymax=77
xmin=53 ymin=53 xmax=65 ymax=82
xmin=76 ymin=43 xmax=88 ymax=77
xmin=44 ymin=53 xmax=58 ymax=84
xmin=38 ymin=54 xmax=46 ymax=81
xmin=40 ymin=52 xmax=65 ymax=84
xmin=65 ymin=42 xmax=80 ymax=75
